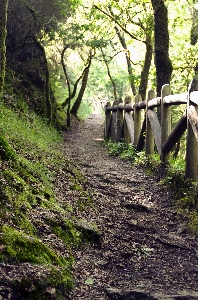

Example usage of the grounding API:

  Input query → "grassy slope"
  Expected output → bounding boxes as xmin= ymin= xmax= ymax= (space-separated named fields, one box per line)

xmin=0 ymin=101 xmax=95 ymax=299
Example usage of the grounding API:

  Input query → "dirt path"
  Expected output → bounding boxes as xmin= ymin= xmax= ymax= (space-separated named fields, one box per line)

xmin=63 ymin=113 xmax=198 ymax=300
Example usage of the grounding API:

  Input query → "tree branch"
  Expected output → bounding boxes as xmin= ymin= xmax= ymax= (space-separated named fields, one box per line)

xmin=93 ymin=5 xmax=146 ymax=44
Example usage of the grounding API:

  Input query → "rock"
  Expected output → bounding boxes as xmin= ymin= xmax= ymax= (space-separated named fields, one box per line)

xmin=128 ymin=220 xmax=157 ymax=233
xmin=75 ymin=220 xmax=102 ymax=243
xmin=128 ymin=220 xmax=138 ymax=227
xmin=153 ymin=233 xmax=191 ymax=251
xmin=173 ymin=296 xmax=198 ymax=300
xmin=46 ymin=286 xmax=56 ymax=296
xmin=124 ymin=202 xmax=151 ymax=212
xmin=105 ymin=289 xmax=198 ymax=300
xmin=105 ymin=287 xmax=158 ymax=299
xmin=176 ymin=224 xmax=189 ymax=234
xmin=150 ymin=292 xmax=198 ymax=300
xmin=96 ymin=260 xmax=109 ymax=267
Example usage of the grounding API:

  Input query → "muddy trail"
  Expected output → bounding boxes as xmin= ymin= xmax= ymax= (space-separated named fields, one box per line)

xmin=62 ymin=113 xmax=198 ymax=300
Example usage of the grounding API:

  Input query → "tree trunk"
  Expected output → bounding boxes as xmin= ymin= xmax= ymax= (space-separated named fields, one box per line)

xmin=100 ymin=47 xmax=118 ymax=101
xmin=61 ymin=45 xmax=72 ymax=127
xmin=138 ymin=38 xmax=153 ymax=101
xmin=61 ymin=75 xmax=82 ymax=108
xmin=70 ymin=51 xmax=92 ymax=116
xmin=96 ymin=4 xmax=153 ymax=100
xmin=115 ymin=26 xmax=137 ymax=96
xmin=190 ymin=0 xmax=198 ymax=46
xmin=190 ymin=1 xmax=198 ymax=81
xmin=0 ymin=0 xmax=9 ymax=95
xmin=32 ymin=35 xmax=52 ymax=124
xmin=151 ymin=0 xmax=173 ymax=97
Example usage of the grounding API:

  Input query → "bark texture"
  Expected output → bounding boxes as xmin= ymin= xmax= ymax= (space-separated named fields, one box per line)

xmin=138 ymin=40 xmax=153 ymax=101
xmin=101 ymin=47 xmax=118 ymax=101
xmin=191 ymin=0 xmax=198 ymax=45
xmin=151 ymin=0 xmax=172 ymax=96
xmin=115 ymin=27 xmax=137 ymax=96
xmin=70 ymin=51 xmax=92 ymax=116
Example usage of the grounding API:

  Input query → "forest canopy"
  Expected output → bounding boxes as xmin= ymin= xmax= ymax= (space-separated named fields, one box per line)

xmin=0 ymin=0 xmax=198 ymax=123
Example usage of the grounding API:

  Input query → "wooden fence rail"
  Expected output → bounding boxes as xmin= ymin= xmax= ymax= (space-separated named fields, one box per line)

xmin=104 ymin=79 xmax=198 ymax=179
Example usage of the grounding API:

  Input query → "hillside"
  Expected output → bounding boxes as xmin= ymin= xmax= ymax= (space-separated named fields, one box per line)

xmin=0 ymin=103 xmax=97 ymax=299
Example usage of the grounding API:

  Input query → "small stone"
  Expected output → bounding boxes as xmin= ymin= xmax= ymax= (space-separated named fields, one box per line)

xmin=46 ymin=286 xmax=56 ymax=295
xmin=124 ymin=202 xmax=151 ymax=212
xmin=75 ymin=220 xmax=102 ymax=243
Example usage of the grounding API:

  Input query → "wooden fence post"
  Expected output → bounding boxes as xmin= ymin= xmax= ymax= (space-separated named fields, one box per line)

xmin=117 ymin=99 xmax=124 ymax=142
xmin=104 ymin=101 xmax=111 ymax=140
xmin=186 ymin=79 xmax=198 ymax=179
xmin=145 ymin=90 xmax=155 ymax=155
xmin=124 ymin=96 xmax=132 ymax=144
xmin=161 ymin=84 xmax=171 ymax=165
xmin=111 ymin=101 xmax=118 ymax=143
xmin=134 ymin=94 xmax=142 ymax=147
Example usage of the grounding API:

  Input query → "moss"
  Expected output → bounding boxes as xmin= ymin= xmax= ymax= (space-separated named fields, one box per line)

xmin=0 ymin=133 xmax=16 ymax=161
xmin=0 ymin=96 xmax=98 ymax=296
xmin=3 ymin=169 xmax=27 ymax=192
xmin=188 ymin=212 xmax=198 ymax=234
xmin=0 ymin=226 xmax=67 ymax=265
xmin=10 ymin=267 xmax=74 ymax=300
xmin=12 ymin=212 xmax=37 ymax=235
xmin=0 ymin=160 xmax=59 ymax=213
xmin=46 ymin=218 xmax=82 ymax=247
xmin=48 ymin=267 xmax=74 ymax=294
xmin=1 ymin=169 xmax=35 ymax=210
xmin=77 ymin=191 xmax=93 ymax=211
xmin=54 ymin=104 xmax=67 ymax=131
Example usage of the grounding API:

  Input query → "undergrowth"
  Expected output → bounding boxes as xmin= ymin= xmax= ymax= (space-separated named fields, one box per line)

xmin=103 ymin=141 xmax=137 ymax=160
xmin=104 ymin=140 xmax=198 ymax=233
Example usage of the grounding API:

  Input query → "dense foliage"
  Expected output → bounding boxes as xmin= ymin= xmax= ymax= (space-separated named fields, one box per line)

xmin=1 ymin=0 xmax=197 ymax=120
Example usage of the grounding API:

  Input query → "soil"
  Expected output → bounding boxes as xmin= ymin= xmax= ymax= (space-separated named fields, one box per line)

xmin=62 ymin=113 xmax=198 ymax=300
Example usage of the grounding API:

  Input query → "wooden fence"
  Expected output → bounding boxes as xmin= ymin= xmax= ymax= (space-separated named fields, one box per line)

xmin=104 ymin=79 xmax=198 ymax=180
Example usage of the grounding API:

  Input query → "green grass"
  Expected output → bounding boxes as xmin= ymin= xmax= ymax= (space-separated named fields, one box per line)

xmin=0 ymin=101 xmax=63 ymax=156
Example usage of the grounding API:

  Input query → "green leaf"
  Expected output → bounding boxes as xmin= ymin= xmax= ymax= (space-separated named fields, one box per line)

xmin=85 ymin=278 xmax=95 ymax=285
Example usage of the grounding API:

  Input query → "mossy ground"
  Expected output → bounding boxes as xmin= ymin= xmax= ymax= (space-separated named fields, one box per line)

xmin=0 ymin=101 xmax=97 ymax=298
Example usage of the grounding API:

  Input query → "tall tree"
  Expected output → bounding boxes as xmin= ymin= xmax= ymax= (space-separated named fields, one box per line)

xmin=70 ymin=49 xmax=93 ymax=116
xmin=32 ymin=35 xmax=52 ymax=123
xmin=0 ymin=0 xmax=9 ymax=95
xmin=100 ymin=47 xmax=118 ymax=101
xmin=190 ymin=0 xmax=198 ymax=79
xmin=190 ymin=0 xmax=198 ymax=46
xmin=4 ymin=0 xmax=79 ymax=125
xmin=113 ymin=26 xmax=137 ymax=97
xmin=151 ymin=0 xmax=173 ymax=96
xmin=94 ymin=1 xmax=154 ymax=100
